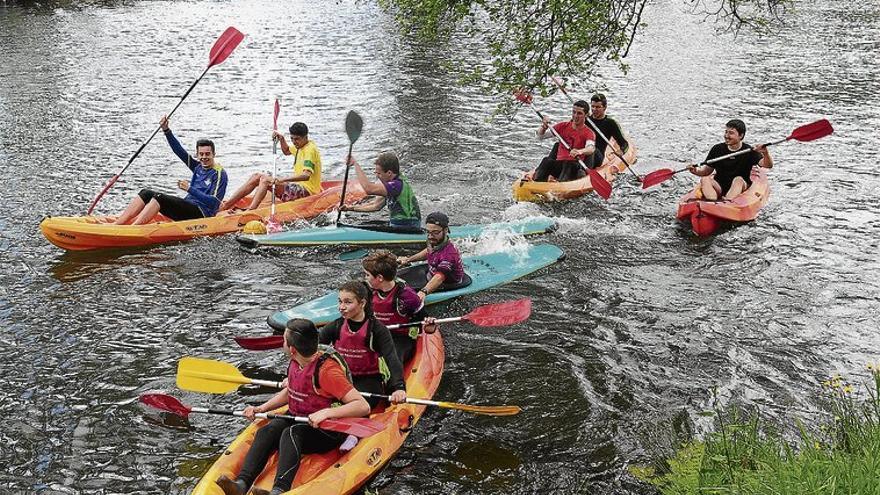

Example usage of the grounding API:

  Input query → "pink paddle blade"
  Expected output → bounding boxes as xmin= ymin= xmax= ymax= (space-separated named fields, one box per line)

xmin=235 ymin=335 xmax=284 ymax=350
xmin=641 ymin=168 xmax=675 ymax=189
xmin=513 ymin=90 xmax=534 ymax=105
xmin=320 ymin=417 xmax=386 ymax=438
xmin=463 ymin=298 xmax=532 ymax=327
xmin=140 ymin=393 xmax=192 ymax=417
xmin=588 ymin=168 xmax=612 ymax=199
xmin=208 ymin=27 xmax=244 ymax=67
xmin=266 ymin=218 xmax=282 ymax=234
xmin=691 ymin=207 xmax=720 ymax=237
xmin=273 ymin=98 xmax=280 ymax=130
xmin=788 ymin=119 xmax=833 ymax=142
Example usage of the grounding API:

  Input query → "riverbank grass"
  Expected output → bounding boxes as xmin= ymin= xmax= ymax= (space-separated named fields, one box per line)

xmin=633 ymin=365 xmax=880 ymax=494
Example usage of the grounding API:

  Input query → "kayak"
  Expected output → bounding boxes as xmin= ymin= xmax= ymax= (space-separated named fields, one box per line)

xmin=267 ymin=243 xmax=565 ymax=331
xmin=189 ymin=330 xmax=445 ymax=495
xmin=238 ymin=217 xmax=557 ymax=248
xmin=39 ymin=181 xmax=365 ymax=251
xmin=676 ymin=168 xmax=770 ymax=237
xmin=511 ymin=140 xmax=638 ymax=202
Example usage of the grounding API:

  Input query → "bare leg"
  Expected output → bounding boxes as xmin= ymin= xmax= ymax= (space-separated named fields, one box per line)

xmin=722 ymin=177 xmax=748 ymax=200
xmin=699 ymin=176 xmax=721 ymax=201
xmin=132 ymin=199 xmax=162 ymax=225
xmin=247 ymin=175 xmax=276 ymax=210
xmin=220 ymin=173 xmax=265 ymax=210
xmin=114 ymin=196 xmax=146 ymax=225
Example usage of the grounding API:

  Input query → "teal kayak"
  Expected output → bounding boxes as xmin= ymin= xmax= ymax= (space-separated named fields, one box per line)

xmin=238 ymin=217 xmax=556 ymax=248
xmin=267 ymin=243 xmax=565 ymax=330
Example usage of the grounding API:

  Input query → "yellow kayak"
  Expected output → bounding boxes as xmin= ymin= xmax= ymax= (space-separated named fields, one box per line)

xmin=39 ymin=181 xmax=365 ymax=251
xmin=512 ymin=140 xmax=638 ymax=202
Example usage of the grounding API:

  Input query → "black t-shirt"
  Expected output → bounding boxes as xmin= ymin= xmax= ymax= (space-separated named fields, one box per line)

xmin=705 ymin=143 xmax=762 ymax=191
xmin=588 ymin=116 xmax=628 ymax=156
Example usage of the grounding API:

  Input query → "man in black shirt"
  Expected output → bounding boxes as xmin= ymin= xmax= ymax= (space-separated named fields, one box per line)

xmin=587 ymin=93 xmax=630 ymax=169
xmin=688 ymin=119 xmax=773 ymax=200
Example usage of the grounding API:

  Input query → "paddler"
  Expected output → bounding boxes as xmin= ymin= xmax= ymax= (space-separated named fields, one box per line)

xmin=113 ymin=115 xmax=228 ymax=224
xmin=531 ymin=99 xmax=596 ymax=182
xmin=219 ymin=122 xmax=322 ymax=211
xmin=341 ymin=151 xmax=422 ymax=228
xmin=215 ymin=318 xmax=370 ymax=495
xmin=362 ymin=250 xmax=438 ymax=365
xmin=397 ymin=212 xmax=465 ymax=302
xmin=687 ymin=119 xmax=773 ymax=200
xmin=586 ymin=93 xmax=630 ymax=169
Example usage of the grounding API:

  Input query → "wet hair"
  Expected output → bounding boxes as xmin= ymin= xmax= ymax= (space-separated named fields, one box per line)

xmin=590 ymin=93 xmax=607 ymax=107
xmin=375 ymin=151 xmax=400 ymax=175
xmin=340 ymin=280 xmax=373 ymax=317
xmin=285 ymin=318 xmax=319 ymax=356
xmin=573 ymin=100 xmax=590 ymax=113
xmin=289 ymin=122 xmax=309 ymax=137
xmin=195 ymin=139 xmax=215 ymax=154
xmin=363 ymin=250 xmax=398 ymax=281
xmin=726 ymin=119 xmax=747 ymax=137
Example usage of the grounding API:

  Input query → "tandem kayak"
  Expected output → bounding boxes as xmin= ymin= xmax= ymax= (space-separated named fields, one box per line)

xmin=237 ymin=217 xmax=557 ymax=248
xmin=676 ymin=168 xmax=770 ymax=237
xmin=267 ymin=243 xmax=565 ymax=331
xmin=511 ymin=140 xmax=638 ymax=202
xmin=39 ymin=181 xmax=365 ymax=251
xmin=190 ymin=330 xmax=445 ymax=495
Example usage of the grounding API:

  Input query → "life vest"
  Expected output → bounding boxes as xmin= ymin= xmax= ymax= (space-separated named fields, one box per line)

xmin=287 ymin=348 xmax=350 ymax=416
xmin=335 ymin=319 xmax=382 ymax=376
xmin=372 ymin=282 xmax=415 ymax=336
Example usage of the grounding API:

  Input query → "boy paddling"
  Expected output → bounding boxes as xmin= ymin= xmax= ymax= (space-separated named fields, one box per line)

xmin=688 ymin=119 xmax=773 ymax=200
xmin=397 ymin=212 xmax=466 ymax=302
xmin=342 ymin=152 xmax=421 ymax=228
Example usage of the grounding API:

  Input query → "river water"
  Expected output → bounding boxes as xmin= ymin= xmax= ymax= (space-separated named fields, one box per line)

xmin=1 ymin=1 xmax=878 ymax=493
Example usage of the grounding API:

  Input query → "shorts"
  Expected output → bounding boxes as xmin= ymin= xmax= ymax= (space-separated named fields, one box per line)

xmin=279 ymin=183 xmax=310 ymax=202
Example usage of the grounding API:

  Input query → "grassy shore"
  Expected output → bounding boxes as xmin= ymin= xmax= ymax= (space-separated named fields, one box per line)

xmin=632 ymin=365 xmax=880 ymax=494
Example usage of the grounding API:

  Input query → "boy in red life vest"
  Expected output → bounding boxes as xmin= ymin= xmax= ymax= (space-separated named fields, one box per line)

xmin=362 ymin=250 xmax=438 ymax=365
xmin=319 ymin=280 xmax=408 ymax=409
xmin=215 ymin=319 xmax=369 ymax=495
xmin=397 ymin=212 xmax=465 ymax=302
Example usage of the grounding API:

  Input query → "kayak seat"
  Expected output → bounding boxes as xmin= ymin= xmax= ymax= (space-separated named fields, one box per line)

xmin=397 ymin=264 xmax=473 ymax=292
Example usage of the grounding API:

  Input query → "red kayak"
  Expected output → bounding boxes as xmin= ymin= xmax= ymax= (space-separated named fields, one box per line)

xmin=676 ymin=168 xmax=770 ymax=237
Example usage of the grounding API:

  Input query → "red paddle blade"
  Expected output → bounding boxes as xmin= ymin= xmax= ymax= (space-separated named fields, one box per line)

xmin=234 ymin=335 xmax=284 ymax=351
xmin=788 ymin=119 xmax=833 ymax=142
xmin=208 ymin=27 xmax=244 ymax=67
xmin=319 ymin=417 xmax=386 ymax=438
xmin=463 ymin=298 xmax=532 ymax=327
xmin=140 ymin=393 xmax=192 ymax=418
xmin=513 ymin=89 xmax=534 ymax=105
xmin=273 ymin=98 xmax=280 ymax=130
xmin=641 ymin=168 xmax=675 ymax=189
xmin=588 ymin=168 xmax=612 ymax=199
xmin=692 ymin=207 xmax=720 ymax=237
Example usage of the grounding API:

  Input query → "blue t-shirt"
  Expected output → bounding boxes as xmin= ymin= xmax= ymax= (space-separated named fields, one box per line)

xmin=164 ymin=130 xmax=228 ymax=217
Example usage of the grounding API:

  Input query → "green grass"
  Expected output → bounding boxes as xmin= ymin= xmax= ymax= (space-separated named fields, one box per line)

xmin=633 ymin=366 xmax=880 ymax=494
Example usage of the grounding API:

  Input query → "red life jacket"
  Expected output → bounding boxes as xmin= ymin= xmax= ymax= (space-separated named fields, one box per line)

xmin=372 ymin=282 xmax=412 ymax=335
xmin=286 ymin=351 xmax=348 ymax=416
xmin=335 ymin=319 xmax=381 ymax=376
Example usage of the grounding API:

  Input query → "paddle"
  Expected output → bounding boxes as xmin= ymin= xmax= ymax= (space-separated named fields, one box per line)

xmin=641 ymin=119 xmax=834 ymax=189
xmin=359 ymin=393 xmax=521 ymax=416
xmin=87 ymin=26 xmax=245 ymax=215
xmin=234 ymin=298 xmax=533 ymax=351
xmin=550 ymin=77 xmax=642 ymax=183
xmin=176 ymin=358 xmax=522 ymax=417
xmin=335 ymin=111 xmax=364 ymax=226
xmin=266 ymin=97 xmax=282 ymax=233
xmin=139 ymin=393 xmax=383 ymax=438
xmin=514 ymin=90 xmax=612 ymax=200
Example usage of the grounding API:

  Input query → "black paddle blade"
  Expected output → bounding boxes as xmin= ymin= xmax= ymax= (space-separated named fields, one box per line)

xmin=345 ymin=111 xmax=364 ymax=145
xmin=789 ymin=119 xmax=833 ymax=142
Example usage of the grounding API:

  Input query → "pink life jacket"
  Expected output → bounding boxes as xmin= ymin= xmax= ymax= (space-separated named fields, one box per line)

xmin=334 ymin=319 xmax=381 ymax=376
xmin=372 ymin=283 xmax=412 ymax=335
xmin=286 ymin=352 xmax=336 ymax=416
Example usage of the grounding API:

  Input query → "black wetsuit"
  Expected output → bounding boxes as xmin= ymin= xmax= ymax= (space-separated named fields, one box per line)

xmin=705 ymin=143 xmax=762 ymax=195
xmin=587 ymin=116 xmax=629 ymax=168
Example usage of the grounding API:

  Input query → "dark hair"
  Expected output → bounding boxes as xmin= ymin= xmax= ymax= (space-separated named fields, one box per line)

xmin=289 ymin=122 xmax=309 ymax=137
xmin=339 ymin=280 xmax=373 ymax=317
xmin=573 ymin=100 xmax=590 ymax=112
xmin=590 ymin=93 xmax=607 ymax=107
xmin=195 ymin=139 xmax=215 ymax=154
xmin=726 ymin=119 xmax=746 ymax=137
xmin=375 ymin=151 xmax=400 ymax=175
xmin=363 ymin=250 xmax=398 ymax=280
xmin=285 ymin=318 xmax=319 ymax=356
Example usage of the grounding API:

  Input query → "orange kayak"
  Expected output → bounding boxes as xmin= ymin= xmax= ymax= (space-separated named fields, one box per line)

xmin=676 ymin=168 xmax=770 ymax=237
xmin=512 ymin=140 xmax=638 ymax=202
xmin=190 ymin=331 xmax=445 ymax=495
xmin=39 ymin=181 xmax=365 ymax=251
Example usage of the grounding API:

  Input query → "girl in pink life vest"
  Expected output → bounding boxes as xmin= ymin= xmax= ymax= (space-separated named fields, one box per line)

xmin=215 ymin=319 xmax=369 ymax=495
xmin=319 ymin=280 xmax=408 ymax=409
